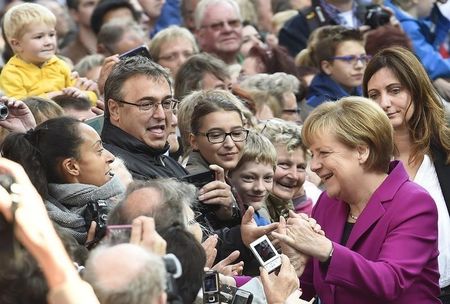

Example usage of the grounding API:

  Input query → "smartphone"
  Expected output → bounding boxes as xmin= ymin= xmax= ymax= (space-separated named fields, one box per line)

xmin=84 ymin=114 xmax=104 ymax=134
xmin=182 ymin=170 xmax=215 ymax=189
xmin=249 ymin=235 xmax=281 ymax=273
xmin=203 ymin=270 xmax=220 ymax=304
xmin=231 ymin=289 xmax=253 ymax=304
xmin=119 ymin=45 xmax=151 ymax=60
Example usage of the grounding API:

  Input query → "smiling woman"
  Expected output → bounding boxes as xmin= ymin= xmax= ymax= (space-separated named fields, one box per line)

xmin=1 ymin=116 xmax=125 ymax=244
xmin=284 ymin=96 xmax=441 ymax=303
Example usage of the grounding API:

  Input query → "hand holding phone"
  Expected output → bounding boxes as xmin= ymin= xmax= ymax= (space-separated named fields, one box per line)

xmin=249 ymin=235 xmax=281 ymax=273
xmin=119 ymin=45 xmax=152 ymax=60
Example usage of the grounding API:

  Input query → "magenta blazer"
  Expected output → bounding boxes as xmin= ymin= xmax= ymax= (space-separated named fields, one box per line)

xmin=300 ymin=161 xmax=441 ymax=304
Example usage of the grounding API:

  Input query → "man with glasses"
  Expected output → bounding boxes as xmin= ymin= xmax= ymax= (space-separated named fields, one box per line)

xmin=101 ymin=56 xmax=188 ymax=180
xmin=194 ymin=0 xmax=243 ymax=65
xmin=306 ymin=27 xmax=368 ymax=108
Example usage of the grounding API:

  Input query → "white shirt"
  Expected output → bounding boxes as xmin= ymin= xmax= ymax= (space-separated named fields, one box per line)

xmin=414 ymin=154 xmax=450 ymax=288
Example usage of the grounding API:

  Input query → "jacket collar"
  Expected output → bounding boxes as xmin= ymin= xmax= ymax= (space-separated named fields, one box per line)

xmin=345 ymin=161 xmax=409 ymax=248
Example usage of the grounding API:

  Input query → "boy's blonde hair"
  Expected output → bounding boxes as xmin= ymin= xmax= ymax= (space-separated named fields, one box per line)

xmin=232 ymin=131 xmax=277 ymax=173
xmin=3 ymin=3 xmax=56 ymax=43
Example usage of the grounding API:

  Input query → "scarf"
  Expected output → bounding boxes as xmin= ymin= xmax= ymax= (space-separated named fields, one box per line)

xmin=45 ymin=175 xmax=125 ymax=244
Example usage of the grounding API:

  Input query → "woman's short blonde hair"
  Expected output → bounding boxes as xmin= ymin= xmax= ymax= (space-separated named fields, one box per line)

xmin=3 ymin=3 xmax=56 ymax=43
xmin=149 ymin=25 xmax=198 ymax=61
xmin=302 ymin=96 xmax=394 ymax=173
xmin=257 ymin=118 xmax=304 ymax=154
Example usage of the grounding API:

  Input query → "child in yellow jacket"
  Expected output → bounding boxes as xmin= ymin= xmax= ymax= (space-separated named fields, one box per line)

xmin=0 ymin=3 xmax=97 ymax=104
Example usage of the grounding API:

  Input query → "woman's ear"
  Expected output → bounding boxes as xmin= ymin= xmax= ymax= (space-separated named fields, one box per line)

xmin=321 ymin=60 xmax=333 ymax=76
xmin=189 ymin=133 xmax=198 ymax=150
xmin=356 ymin=145 xmax=370 ymax=164
xmin=61 ymin=157 xmax=80 ymax=177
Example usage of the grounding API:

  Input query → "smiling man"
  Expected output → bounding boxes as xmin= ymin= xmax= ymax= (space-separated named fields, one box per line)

xmin=101 ymin=56 xmax=188 ymax=180
xmin=194 ymin=0 xmax=243 ymax=65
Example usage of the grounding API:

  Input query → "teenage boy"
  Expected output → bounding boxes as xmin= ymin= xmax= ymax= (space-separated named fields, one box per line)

xmin=306 ymin=28 xmax=369 ymax=108
xmin=0 ymin=3 xmax=97 ymax=103
xmin=229 ymin=132 xmax=277 ymax=226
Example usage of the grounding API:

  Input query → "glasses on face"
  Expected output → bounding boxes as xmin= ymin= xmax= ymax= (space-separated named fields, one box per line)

xmin=282 ymin=108 xmax=301 ymax=114
xmin=329 ymin=54 xmax=372 ymax=65
xmin=197 ymin=129 xmax=249 ymax=143
xmin=201 ymin=19 xmax=242 ymax=31
xmin=114 ymin=97 xmax=179 ymax=112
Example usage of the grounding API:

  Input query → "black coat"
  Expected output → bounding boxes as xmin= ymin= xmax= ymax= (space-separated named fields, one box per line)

xmin=101 ymin=120 xmax=188 ymax=180
xmin=432 ymin=145 xmax=450 ymax=215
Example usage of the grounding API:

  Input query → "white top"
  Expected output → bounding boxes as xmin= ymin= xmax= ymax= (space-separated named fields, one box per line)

xmin=414 ymin=154 xmax=450 ymax=288
xmin=338 ymin=10 xmax=356 ymax=28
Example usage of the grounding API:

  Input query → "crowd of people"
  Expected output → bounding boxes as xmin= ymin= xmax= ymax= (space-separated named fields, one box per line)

xmin=0 ymin=0 xmax=449 ymax=303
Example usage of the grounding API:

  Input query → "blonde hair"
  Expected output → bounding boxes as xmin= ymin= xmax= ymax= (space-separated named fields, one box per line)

xmin=3 ymin=3 xmax=56 ymax=42
xmin=302 ymin=96 xmax=394 ymax=173
xmin=232 ymin=131 xmax=277 ymax=172
xmin=149 ymin=25 xmax=199 ymax=61
xmin=272 ymin=10 xmax=297 ymax=35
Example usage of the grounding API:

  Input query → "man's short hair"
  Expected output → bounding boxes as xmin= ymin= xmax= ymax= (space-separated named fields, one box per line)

xmin=314 ymin=28 xmax=363 ymax=70
xmin=83 ymin=243 xmax=167 ymax=304
xmin=52 ymin=95 xmax=92 ymax=111
xmin=194 ymin=0 xmax=241 ymax=30
xmin=174 ymin=53 xmax=230 ymax=100
xmin=231 ymin=131 xmax=277 ymax=174
xmin=108 ymin=178 xmax=198 ymax=231
xmin=90 ymin=0 xmax=140 ymax=34
xmin=149 ymin=25 xmax=199 ymax=61
xmin=3 ymin=3 xmax=56 ymax=42
xmin=103 ymin=56 xmax=172 ymax=119
xmin=97 ymin=20 xmax=145 ymax=55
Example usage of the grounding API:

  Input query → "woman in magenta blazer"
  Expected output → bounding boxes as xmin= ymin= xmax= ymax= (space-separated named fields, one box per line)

xmin=274 ymin=97 xmax=440 ymax=303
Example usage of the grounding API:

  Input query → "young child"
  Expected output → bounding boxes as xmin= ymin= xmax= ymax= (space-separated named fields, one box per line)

xmin=0 ymin=3 xmax=97 ymax=103
xmin=306 ymin=27 xmax=369 ymax=108
xmin=229 ymin=132 xmax=276 ymax=226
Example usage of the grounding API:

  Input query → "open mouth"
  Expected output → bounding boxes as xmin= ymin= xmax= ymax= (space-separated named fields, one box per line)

xmin=275 ymin=180 xmax=296 ymax=191
xmin=321 ymin=173 xmax=333 ymax=182
xmin=147 ymin=125 xmax=166 ymax=135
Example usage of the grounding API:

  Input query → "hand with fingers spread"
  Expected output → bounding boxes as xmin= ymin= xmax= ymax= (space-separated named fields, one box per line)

xmin=202 ymin=234 xmax=218 ymax=268
xmin=260 ymin=254 xmax=300 ymax=304
xmin=211 ymin=250 xmax=244 ymax=276
xmin=0 ymin=97 xmax=36 ymax=132
xmin=199 ymin=165 xmax=235 ymax=220
xmin=130 ymin=216 xmax=167 ymax=256
xmin=241 ymin=206 xmax=278 ymax=247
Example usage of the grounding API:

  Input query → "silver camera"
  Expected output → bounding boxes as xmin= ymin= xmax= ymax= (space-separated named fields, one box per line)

xmin=0 ymin=104 xmax=9 ymax=121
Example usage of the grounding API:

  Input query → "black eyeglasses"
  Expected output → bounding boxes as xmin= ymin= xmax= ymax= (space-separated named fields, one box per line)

xmin=197 ymin=129 xmax=249 ymax=143
xmin=328 ymin=54 xmax=372 ymax=65
xmin=201 ymin=19 xmax=242 ymax=31
xmin=282 ymin=108 xmax=301 ymax=114
xmin=114 ymin=98 xmax=179 ymax=112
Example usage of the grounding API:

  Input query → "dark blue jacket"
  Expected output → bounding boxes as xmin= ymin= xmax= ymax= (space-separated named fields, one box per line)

xmin=306 ymin=72 xmax=362 ymax=108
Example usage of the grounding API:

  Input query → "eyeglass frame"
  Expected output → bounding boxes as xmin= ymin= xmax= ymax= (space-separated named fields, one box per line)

xmin=200 ymin=18 xmax=242 ymax=31
xmin=113 ymin=97 xmax=179 ymax=112
xmin=328 ymin=54 xmax=372 ymax=65
xmin=196 ymin=129 xmax=249 ymax=143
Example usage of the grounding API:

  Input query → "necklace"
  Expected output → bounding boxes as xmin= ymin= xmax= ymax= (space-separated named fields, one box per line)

xmin=349 ymin=213 xmax=358 ymax=221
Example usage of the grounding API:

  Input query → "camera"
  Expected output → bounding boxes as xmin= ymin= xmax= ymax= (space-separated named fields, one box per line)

xmin=364 ymin=5 xmax=391 ymax=29
xmin=84 ymin=200 xmax=108 ymax=243
xmin=119 ymin=45 xmax=152 ymax=60
xmin=163 ymin=253 xmax=183 ymax=304
xmin=231 ymin=289 xmax=253 ymax=304
xmin=0 ymin=104 xmax=9 ymax=121
xmin=249 ymin=235 xmax=281 ymax=273
xmin=203 ymin=270 xmax=220 ymax=304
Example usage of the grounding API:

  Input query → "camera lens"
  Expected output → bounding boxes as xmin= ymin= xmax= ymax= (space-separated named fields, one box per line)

xmin=0 ymin=104 xmax=9 ymax=121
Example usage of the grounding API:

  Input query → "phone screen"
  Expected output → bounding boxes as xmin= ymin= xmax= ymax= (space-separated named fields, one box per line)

xmin=254 ymin=239 xmax=276 ymax=262
xmin=203 ymin=272 xmax=219 ymax=292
